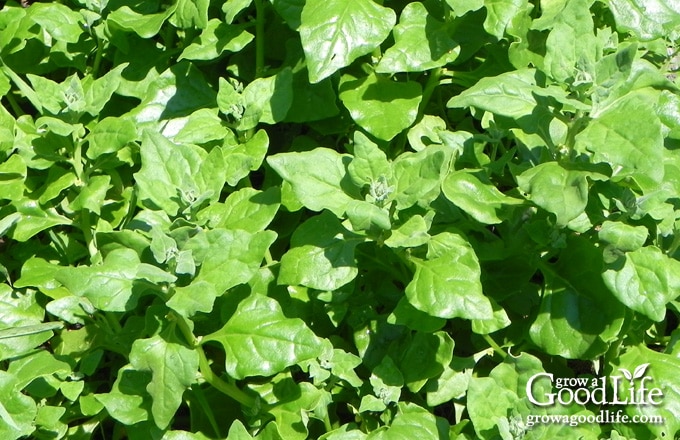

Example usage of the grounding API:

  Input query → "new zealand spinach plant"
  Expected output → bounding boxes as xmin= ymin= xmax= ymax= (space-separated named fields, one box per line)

xmin=1 ymin=0 xmax=679 ymax=438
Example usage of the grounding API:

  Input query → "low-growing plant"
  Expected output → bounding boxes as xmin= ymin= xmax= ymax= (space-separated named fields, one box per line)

xmin=0 ymin=0 xmax=679 ymax=438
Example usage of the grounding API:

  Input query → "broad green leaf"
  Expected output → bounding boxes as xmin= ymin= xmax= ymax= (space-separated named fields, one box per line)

xmin=279 ymin=211 xmax=364 ymax=291
xmin=285 ymin=70 xmax=340 ymax=123
xmin=347 ymin=131 xmax=392 ymax=187
xmin=388 ymin=297 xmax=445 ymax=332
xmin=132 ymin=62 xmax=216 ymax=123
xmin=609 ymin=345 xmax=680 ymax=439
xmin=393 ymin=148 xmax=446 ymax=210
xmin=299 ymin=0 xmax=396 ymax=83
xmin=339 ymin=73 xmax=422 ymax=142
xmin=483 ymin=0 xmax=528 ymax=39
xmin=407 ymin=115 xmax=447 ymax=151
xmin=184 ymin=228 xmax=277 ymax=294
xmin=170 ymin=0 xmax=209 ymax=29
xmin=384 ymin=215 xmax=430 ymax=249
xmin=55 ymin=248 xmax=175 ymax=312
xmin=82 ymin=64 xmax=128 ymax=116
xmin=0 ymin=155 xmax=27 ymax=202
xmin=268 ymin=148 xmax=358 ymax=216
xmin=95 ymin=366 xmax=152 ymax=426
xmin=0 ymin=106 xmax=15 ymax=157
xmin=239 ymin=68 xmax=293 ymax=130
xmin=397 ymin=332 xmax=454 ymax=391
xmin=369 ymin=356 xmax=403 ymax=405
xmin=608 ymin=0 xmax=680 ymax=41
xmin=134 ymin=130 xmax=225 ymax=216
xmin=603 ymin=246 xmax=680 ymax=322
xmin=366 ymin=403 xmax=441 ymax=440
xmin=516 ymin=162 xmax=606 ymax=226
xmin=471 ymin=298 xmax=511 ymax=334
xmin=167 ymin=281 xmax=217 ymax=317
xmin=270 ymin=0 xmax=305 ymax=29
xmin=541 ymin=0 xmax=598 ymax=83
xmin=204 ymin=294 xmax=324 ymax=379
xmin=197 ymin=187 xmax=280 ymax=232
xmin=530 ymin=237 xmax=626 ymax=359
xmin=0 ymin=371 xmax=37 ymax=439
xmin=598 ymin=221 xmax=648 ymax=252
xmin=130 ymin=334 xmax=199 ymax=429
xmin=575 ymin=95 xmax=664 ymax=183
xmin=9 ymin=199 xmax=71 ymax=242
xmin=27 ymin=2 xmax=83 ymax=43
xmin=86 ymin=116 xmax=137 ymax=159
xmin=163 ymin=109 xmax=229 ymax=145
xmin=70 ymin=175 xmax=111 ymax=215
xmin=179 ymin=19 xmax=254 ymax=61
xmin=108 ymin=6 xmax=174 ymax=38
xmin=223 ymin=0 xmax=252 ymax=23
xmin=345 ymin=200 xmax=391 ymax=231
xmin=222 ymin=129 xmax=269 ymax=186
xmin=442 ymin=170 xmax=522 ymax=224
xmin=406 ymin=232 xmax=492 ymax=320
xmin=377 ymin=2 xmax=459 ymax=73
xmin=0 ymin=285 xmax=51 ymax=361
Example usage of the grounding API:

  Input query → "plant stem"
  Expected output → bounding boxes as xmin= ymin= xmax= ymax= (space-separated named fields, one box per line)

xmin=80 ymin=209 xmax=98 ymax=258
xmin=4 ymin=91 xmax=25 ymax=116
xmin=170 ymin=312 xmax=258 ymax=408
xmin=482 ymin=334 xmax=507 ymax=359
xmin=417 ymin=67 xmax=442 ymax=121
xmin=254 ymin=0 xmax=265 ymax=78
xmin=91 ymin=34 xmax=104 ymax=78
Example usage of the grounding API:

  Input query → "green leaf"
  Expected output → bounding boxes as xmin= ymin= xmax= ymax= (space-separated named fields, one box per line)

xmin=129 ymin=334 xmax=199 ymax=429
xmin=238 ymin=68 xmax=293 ymax=130
xmin=170 ymin=0 xmax=210 ymax=29
xmin=530 ymin=237 xmax=626 ymax=358
xmin=95 ymin=366 xmax=152 ymax=426
xmin=71 ymin=175 xmax=111 ymax=215
xmin=179 ymin=19 xmax=254 ymax=61
xmin=270 ymin=0 xmax=305 ymax=29
xmin=608 ymin=0 xmax=680 ymax=41
xmin=345 ymin=200 xmax=391 ymax=231
xmin=55 ymin=248 xmax=175 ymax=312
xmin=197 ymin=187 xmax=280 ymax=232
xmin=384 ymin=215 xmax=430 ymax=249
xmin=0 ymin=371 xmax=37 ymax=439
xmin=9 ymin=199 xmax=71 ymax=242
xmin=442 ymin=170 xmax=522 ymax=224
xmin=406 ymin=232 xmax=492 ymax=320
xmin=610 ymin=345 xmax=680 ymax=439
xmin=0 ymin=285 xmax=51 ymax=361
xmin=279 ymin=211 xmax=364 ymax=291
xmin=393 ymin=148 xmax=446 ymax=210
xmin=377 ymin=2 xmax=459 ymax=73
xmin=223 ymin=0 xmax=253 ymax=24
xmin=366 ymin=403 xmax=442 ymax=440
xmin=0 ymin=155 xmax=27 ymax=202
xmin=185 ymin=228 xmax=277 ymax=295
xmin=516 ymin=162 xmax=606 ymax=226
xmin=347 ymin=131 xmax=392 ymax=187
xmin=299 ymin=0 xmax=396 ymax=83
xmin=134 ymin=130 xmax=226 ymax=216
xmin=598 ymin=221 xmax=648 ymax=252
xmin=575 ymin=94 xmax=664 ymax=184
xmin=339 ymin=73 xmax=422 ymax=142
xmin=483 ymin=0 xmax=528 ymax=39
xmin=27 ymin=2 xmax=84 ymax=43
xmin=268 ymin=148 xmax=358 ymax=216
xmin=603 ymin=246 xmax=680 ymax=322
xmin=108 ymin=6 xmax=174 ymax=38
xmin=86 ymin=116 xmax=137 ymax=159
xmin=204 ymin=294 xmax=325 ymax=379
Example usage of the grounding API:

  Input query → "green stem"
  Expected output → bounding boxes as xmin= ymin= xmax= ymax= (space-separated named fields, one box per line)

xmin=4 ymin=91 xmax=25 ymax=117
xmin=105 ymin=312 xmax=123 ymax=333
xmin=482 ymin=334 xmax=507 ymax=359
xmin=417 ymin=67 xmax=442 ymax=120
xmin=91 ymin=34 xmax=104 ymax=78
xmin=254 ymin=0 xmax=265 ymax=78
xmin=170 ymin=312 xmax=258 ymax=408
xmin=80 ymin=209 xmax=98 ymax=258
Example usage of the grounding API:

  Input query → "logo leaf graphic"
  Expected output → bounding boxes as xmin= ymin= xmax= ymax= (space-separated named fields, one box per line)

xmin=618 ymin=368 xmax=633 ymax=381
xmin=633 ymin=363 xmax=650 ymax=379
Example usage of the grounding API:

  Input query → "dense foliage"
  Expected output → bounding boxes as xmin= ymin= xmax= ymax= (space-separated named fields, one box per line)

xmin=1 ymin=0 xmax=680 ymax=438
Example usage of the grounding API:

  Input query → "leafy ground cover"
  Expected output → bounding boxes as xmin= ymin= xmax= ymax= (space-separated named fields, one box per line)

xmin=1 ymin=0 xmax=680 ymax=438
